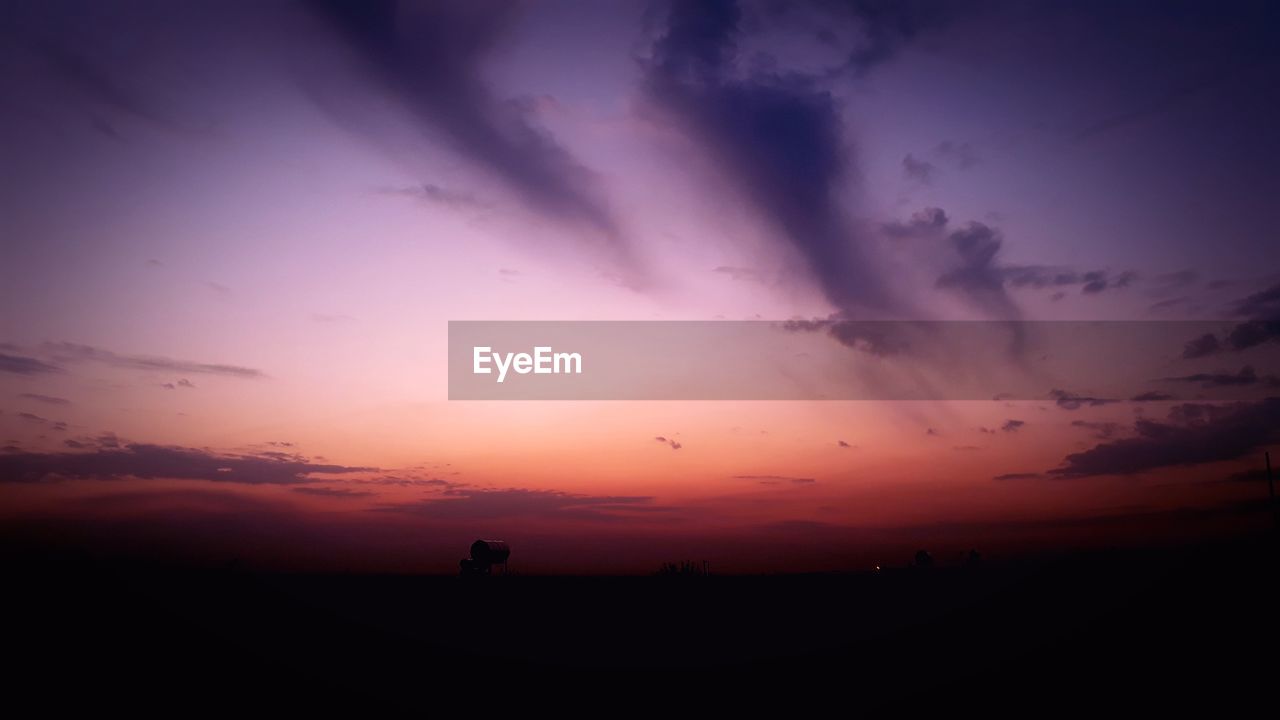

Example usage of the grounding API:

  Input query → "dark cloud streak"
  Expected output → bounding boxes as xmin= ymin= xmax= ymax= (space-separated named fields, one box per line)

xmin=41 ymin=342 xmax=264 ymax=379
xmin=0 ymin=444 xmax=374 ymax=485
xmin=1050 ymin=398 xmax=1280 ymax=478
xmin=0 ymin=353 xmax=62 ymax=376
xmin=643 ymin=0 xmax=917 ymax=315
xmin=311 ymin=0 xmax=623 ymax=248
xmin=379 ymin=487 xmax=660 ymax=522
xmin=19 ymin=393 xmax=71 ymax=405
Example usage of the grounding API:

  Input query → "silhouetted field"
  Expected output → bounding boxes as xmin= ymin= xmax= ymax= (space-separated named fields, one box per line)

xmin=5 ymin=535 xmax=1277 ymax=705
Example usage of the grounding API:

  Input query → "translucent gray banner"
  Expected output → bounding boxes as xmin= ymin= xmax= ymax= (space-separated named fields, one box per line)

xmin=447 ymin=320 xmax=1280 ymax=401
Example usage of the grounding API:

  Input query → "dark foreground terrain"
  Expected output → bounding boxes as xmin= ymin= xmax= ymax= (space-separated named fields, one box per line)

xmin=5 ymin=535 xmax=1278 ymax=706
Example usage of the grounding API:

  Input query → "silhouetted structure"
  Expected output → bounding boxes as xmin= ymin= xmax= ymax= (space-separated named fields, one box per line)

xmin=459 ymin=539 xmax=510 ymax=576
xmin=913 ymin=550 xmax=935 ymax=569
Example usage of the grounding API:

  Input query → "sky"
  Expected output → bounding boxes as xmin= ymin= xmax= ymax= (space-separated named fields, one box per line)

xmin=2 ymin=0 xmax=1279 ymax=574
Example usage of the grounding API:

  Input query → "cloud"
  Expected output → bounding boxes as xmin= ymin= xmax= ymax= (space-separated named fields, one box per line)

xmin=837 ymin=440 xmax=852 ymax=448
xmin=1049 ymin=389 xmax=1119 ymax=410
xmin=311 ymin=1 xmax=622 ymax=246
xmin=1232 ymin=281 xmax=1280 ymax=319
xmin=33 ymin=34 xmax=184 ymax=132
xmin=642 ymin=0 xmax=909 ymax=315
xmin=825 ymin=0 xmax=958 ymax=76
xmin=1049 ymin=397 xmax=1280 ymax=478
xmin=1182 ymin=333 xmax=1222 ymax=359
xmin=1001 ymin=419 xmax=1025 ymax=432
xmin=1147 ymin=296 xmax=1191 ymax=314
xmin=1181 ymin=322 xmax=1280 ymax=360
xmin=1171 ymin=283 xmax=1280 ymax=357
xmin=1070 ymin=420 xmax=1121 ymax=440
xmin=936 ymin=222 xmax=1020 ymax=317
xmin=712 ymin=265 xmax=763 ymax=282
xmin=993 ymin=472 xmax=1042 ymax=481
xmin=1224 ymin=468 xmax=1272 ymax=483
xmin=880 ymin=206 xmax=948 ymax=239
xmin=0 ymin=353 xmax=62 ymax=376
xmin=1081 ymin=270 xmax=1136 ymax=294
xmin=291 ymin=486 xmax=375 ymax=498
xmin=379 ymin=487 xmax=660 ymax=522
xmin=1162 ymin=365 xmax=1280 ymax=389
xmin=733 ymin=474 xmax=816 ymax=485
xmin=780 ymin=317 xmax=911 ymax=356
xmin=373 ymin=183 xmax=489 ymax=212
xmin=1001 ymin=266 xmax=1136 ymax=295
xmin=0 ymin=443 xmax=374 ymax=485
xmin=1223 ymin=320 xmax=1280 ymax=351
xmin=41 ymin=342 xmax=264 ymax=378
xmin=901 ymin=153 xmax=935 ymax=184
xmin=654 ymin=436 xmax=683 ymax=450
xmin=999 ymin=266 xmax=1085 ymax=290
xmin=1131 ymin=391 xmax=1176 ymax=402
xmin=351 ymin=475 xmax=462 ymax=490
xmin=15 ymin=412 xmax=66 ymax=431
xmin=18 ymin=393 xmax=70 ymax=405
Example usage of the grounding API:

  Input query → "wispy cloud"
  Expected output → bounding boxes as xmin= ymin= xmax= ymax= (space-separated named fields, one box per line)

xmin=291 ymin=486 xmax=375 ymax=498
xmin=0 ymin=353 xmax=62 ymax=376
xmin=733 ymin=474 xmax=816 ymax=485
xmin=379 ymin=487 xmax=661 ymax=522
xmin=1162 ymin=365 xmax=1279 ymax=389
xmin=654 ymin=435 xmax=683 ymax=450
xmin=1071 ymin=420 xmax=1122 ymax=440
xmin=18 ymin=393 xmax=70 ymax=405
xmin=41 ymin=342 xmax=264 ymax=379
xmin=993 ymin=472 xmax=1042 ymax=481
xmin=641 ymin=0 xmax=936 ymax=315
xmin=901 ymin=153 xmax=935 ymax=184
xmin=0 ymin=443 xmax=374 ymax=485
xmin=1049 ymin=389 xmax=1119 ymax=410
xmin=373 ymin=183 xmax=489 ymax=212
xmin=311 ymin=1 xmax=624 ymax=249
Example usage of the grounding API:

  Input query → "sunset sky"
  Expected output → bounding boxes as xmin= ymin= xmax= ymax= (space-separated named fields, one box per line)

xmin=2 ymin=0 xmax=1279 ymax=573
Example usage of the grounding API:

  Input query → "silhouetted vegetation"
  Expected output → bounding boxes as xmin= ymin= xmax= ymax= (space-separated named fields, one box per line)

xmin=655 ymin=560 xmax=711 ymax=577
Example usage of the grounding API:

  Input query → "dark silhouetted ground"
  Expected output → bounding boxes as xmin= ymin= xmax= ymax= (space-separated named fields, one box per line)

xmin=5 ymin=534 xmax=1277 ymax=706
